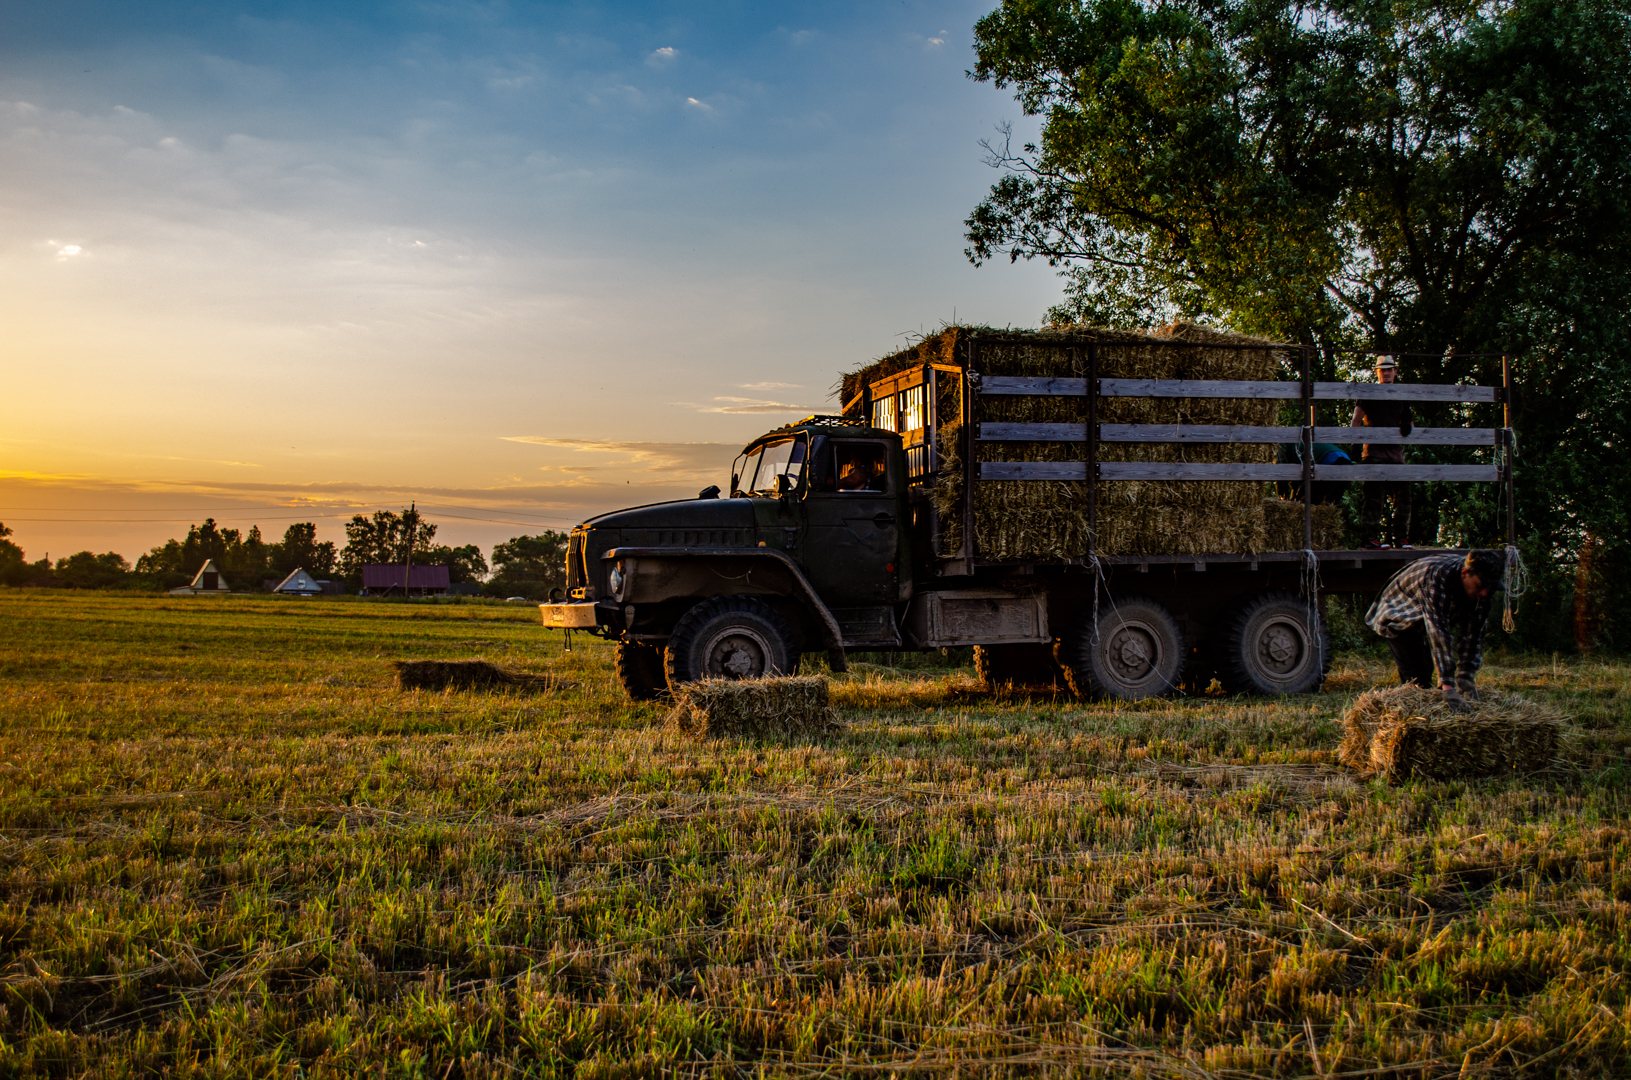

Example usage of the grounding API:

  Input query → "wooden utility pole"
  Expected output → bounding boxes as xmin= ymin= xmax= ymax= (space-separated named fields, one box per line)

xmin=401 ymin=502 xmax=416 ymax=598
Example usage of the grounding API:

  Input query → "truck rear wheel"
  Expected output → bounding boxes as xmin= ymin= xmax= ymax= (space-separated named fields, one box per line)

xmin=1217 ymin=591 xmax=1331 ymax=695
xmin=1059 ymin=596 xmax=1183 ymax=701
xmin=974 ymin=643 xmax=1064 ymax=689
xmin=665 ymin=596 xmax=796 ymax=687
xmin=615 ymin=640 xmax=669 ymax=700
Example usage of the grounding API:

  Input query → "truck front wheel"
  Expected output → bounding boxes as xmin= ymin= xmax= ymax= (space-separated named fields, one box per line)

xmin=665 ymin=596 xmax=797 ymax=687
xmin=1059 ymin=596 xmax=1183 ymax=701
xmin=1217 ymin=592 xmax=1330 ymax=695
xmin=615 ymin=640 xmax=669 ymax=700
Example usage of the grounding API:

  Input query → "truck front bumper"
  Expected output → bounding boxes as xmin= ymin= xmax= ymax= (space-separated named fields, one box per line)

xmin=539 ymin=601 xmax=603 ymax=629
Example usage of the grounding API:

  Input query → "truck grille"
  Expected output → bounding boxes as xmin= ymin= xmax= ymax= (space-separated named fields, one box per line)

xmin=567 ymin=530 xmax=588 ymax=591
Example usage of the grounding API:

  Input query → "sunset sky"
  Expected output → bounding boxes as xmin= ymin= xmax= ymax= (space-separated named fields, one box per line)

xmin=0 ymin=0 xmax=1058 ymax=563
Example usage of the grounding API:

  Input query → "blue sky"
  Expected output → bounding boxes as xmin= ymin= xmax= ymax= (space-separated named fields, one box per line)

xmin=0 ymin=0 xmax=1061 ymax=560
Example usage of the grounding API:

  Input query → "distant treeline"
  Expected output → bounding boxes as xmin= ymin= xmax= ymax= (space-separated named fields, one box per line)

xmin=0 ymin=510 xmax=569 ymax=599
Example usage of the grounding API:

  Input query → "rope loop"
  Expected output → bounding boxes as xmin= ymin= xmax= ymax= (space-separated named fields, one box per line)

xmin=1502 ymin=544 xmax=1529 ymax=633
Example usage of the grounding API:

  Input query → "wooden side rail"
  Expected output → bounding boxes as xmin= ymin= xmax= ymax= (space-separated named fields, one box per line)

xmin=977 ymin=423 xmax=1499 ymax=445
xmin=976 ymin=462 xmax=1500 ymax=482
xmin=977 ymin=375 xmax=1498 ymax=403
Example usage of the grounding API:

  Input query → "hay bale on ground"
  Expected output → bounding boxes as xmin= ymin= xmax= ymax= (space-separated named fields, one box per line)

xmin=392 ymin=659 xmax=570 ymax=693
xmin=1337 ymin=684 xmax=1563 ymax=780
xmin=663 ymin=677 xmax=839 ymax=740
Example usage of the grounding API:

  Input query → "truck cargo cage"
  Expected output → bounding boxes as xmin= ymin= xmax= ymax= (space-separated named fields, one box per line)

xmin=848 ymin=336 xmax=1516 ymax=569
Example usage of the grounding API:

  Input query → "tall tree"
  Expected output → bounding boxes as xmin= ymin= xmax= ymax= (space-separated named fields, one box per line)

xmin=270 ymin=523 xmax=337 ymax=578
xmin=485 ymin=533 xmax=568 ymax=599
xmin=967 ymin=0 xmax=1631 ymax=645
xmin=338 ymin=509 xmax=440 ymax=582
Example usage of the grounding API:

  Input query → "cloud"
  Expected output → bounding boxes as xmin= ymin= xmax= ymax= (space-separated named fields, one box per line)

xmin=739 ymin=381 xmax=801 ymax=390
xmin=56 ymin=244 xmax=82 ymax=260
xmin=684 ymin=97 xmax=715 ymax=114
xmin=500 ymin=437 xmax=736 ymax=477
xmin=699 ymin=396 xmax=815 ymax=414
xmin=646 ymin=46 xmax=678 ymax=67
xmin=920 ymin=30 xmax=950 ymax=49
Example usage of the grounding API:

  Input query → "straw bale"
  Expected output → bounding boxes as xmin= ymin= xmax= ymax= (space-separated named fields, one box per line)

xmin=1262 ymin=500 xmax=1347 ymax=551
xmin=663 ymin=676 xmax=840 ymax=741
xmin=873 ymin=323 xmax=1294 ymax=559
xmin=392 ymin=659 xmax=571 ymax=693
xmin=1337 ymin=684 xmax=1564 ymax=780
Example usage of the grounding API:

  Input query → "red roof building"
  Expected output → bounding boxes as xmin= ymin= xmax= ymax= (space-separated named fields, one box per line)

xmin=362 ymin=565 xmax=451 ymax=595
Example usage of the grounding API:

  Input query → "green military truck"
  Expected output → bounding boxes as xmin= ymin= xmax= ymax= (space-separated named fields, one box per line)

xmin=540 ymin=330 xmax=1514 ymax=701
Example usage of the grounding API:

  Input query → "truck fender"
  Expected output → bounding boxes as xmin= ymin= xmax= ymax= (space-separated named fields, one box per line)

xmin=603 ymin=546 xmax=847 ymax=673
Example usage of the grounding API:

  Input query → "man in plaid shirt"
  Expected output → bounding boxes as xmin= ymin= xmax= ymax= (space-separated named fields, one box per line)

xmin=1366 ymin=550 xmax=1504 ymax=710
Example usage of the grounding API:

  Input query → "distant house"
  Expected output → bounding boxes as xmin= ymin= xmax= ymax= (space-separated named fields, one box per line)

xmin=168 ymin=559 xmax=232 ymax=596
xmin=272 ymin=568 xmax=323 ymax=596
xmin=362 ymin=564 xmax=451 ymax=596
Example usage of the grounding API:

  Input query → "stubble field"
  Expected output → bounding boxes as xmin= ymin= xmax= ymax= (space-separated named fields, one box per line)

xmin=0 ymin=590 xmax=1627 ymax=1078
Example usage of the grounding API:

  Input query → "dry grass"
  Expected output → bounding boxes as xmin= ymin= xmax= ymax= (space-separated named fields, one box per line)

xmin=0 ymin=592 xmax=1628 ymax=1077
xmin=1338 ymin=684 xmax=1566 ymax=780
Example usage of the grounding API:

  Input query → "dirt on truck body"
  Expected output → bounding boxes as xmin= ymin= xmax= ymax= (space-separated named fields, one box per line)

xmin=541 ymin=326 xmax=1517 ymax=702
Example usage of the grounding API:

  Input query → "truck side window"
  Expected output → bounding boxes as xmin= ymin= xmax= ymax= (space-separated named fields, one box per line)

xmin=833 ymin=442 xmax=888 ymax=493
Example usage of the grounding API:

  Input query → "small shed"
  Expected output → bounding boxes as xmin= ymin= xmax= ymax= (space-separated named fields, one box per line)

xmin=169 ymin=559 xmax=232 ymax=596
xmin=273 ymin=568 xmax=323 ymax=596
xmin=362 ymin=564 xmax=451 ymax=596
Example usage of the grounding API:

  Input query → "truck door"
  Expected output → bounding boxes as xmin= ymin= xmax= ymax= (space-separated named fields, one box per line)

xmin=801 ymin=437 xmax=905 ymax=607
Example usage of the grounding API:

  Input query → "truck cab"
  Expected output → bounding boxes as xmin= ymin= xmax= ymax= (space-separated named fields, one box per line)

xmin=540 ymin=416 xmax=913 ymax=698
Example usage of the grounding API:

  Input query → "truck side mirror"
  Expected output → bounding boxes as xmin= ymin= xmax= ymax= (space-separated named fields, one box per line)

xmin=731 ymin=472 xmax=740 ymax=495
xmin=776 ymin=473 xmax=794 ymax=496
xmin=698 ymin=484 xmax=720 ymax=499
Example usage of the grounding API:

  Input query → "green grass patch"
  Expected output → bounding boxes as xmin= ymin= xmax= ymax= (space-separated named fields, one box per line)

xmin=0 ymin=590 xmax=1627 ymax=1076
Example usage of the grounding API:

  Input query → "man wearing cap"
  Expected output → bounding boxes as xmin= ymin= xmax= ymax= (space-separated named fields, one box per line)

xmin=1366 ymin=549 xmax=1504 ymax=711
xmin=1352 ymin=355 xmax=1414 ymax=547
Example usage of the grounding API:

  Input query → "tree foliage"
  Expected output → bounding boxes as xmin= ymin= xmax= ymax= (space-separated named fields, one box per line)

xmin=968 ymin=0 xmax=1631 ymax=647
xmin=484 ymin=533 xmax=568 ymax=599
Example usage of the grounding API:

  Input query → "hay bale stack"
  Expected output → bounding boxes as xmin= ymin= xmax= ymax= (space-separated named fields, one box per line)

xmin=663 ymin=677 xmax=839 ymax=740
xmin=1262 ymin=500 xmax=1347 ymax=551
xmin=843 ymin=323 xmax=1324 ymax=559
xmin=1338 ymin=684 xmax=1563 ymax=780
xmin=392 ymin=659 xmax=569 ymax=693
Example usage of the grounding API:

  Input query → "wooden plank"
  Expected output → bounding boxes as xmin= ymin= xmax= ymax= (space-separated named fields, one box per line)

xmin=1320 ymin=464 xmax=1499 ymax=481
xmin=977 ymin=462 xmax=1089 ymax=481
xmin=1313 ymin=426 xmax=1498 ymax=445
xmin=979 ymin=375 xmax=1088 ymax=396
xmin=1097 ymin=463 xmax=1303 ymax=481
xmin=1313 ymin=382 xmax=1497 ymax=403
xmin=982 ymin=461 xmax=1499 ymax=482
xmin=1098 ymin=378 xmax=1300 ymax=399
xmin=978 ymin=422 xmax=1088 ymax=442
xmin=1100 ymin=424 xmax=1302 ymax=443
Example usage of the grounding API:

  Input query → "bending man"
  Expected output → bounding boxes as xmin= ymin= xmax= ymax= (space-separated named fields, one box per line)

xmin=1366 ymin=550 xmax=1504 ymax=711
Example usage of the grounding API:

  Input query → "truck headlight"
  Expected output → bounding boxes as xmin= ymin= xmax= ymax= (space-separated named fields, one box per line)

xmin=608 ymin=564 xmax=624 ymax=595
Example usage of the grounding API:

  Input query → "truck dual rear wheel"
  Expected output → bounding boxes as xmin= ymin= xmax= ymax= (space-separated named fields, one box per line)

xmin=615 ymin=640 xmax=669 ymax=700
xmin=665 ymin=596 xmax=797 ymax=687
xmin=1060 ymin=596 xmax=1184 ymax=701
xmin=1218 ymin=591 xmax=1331 ymax=695
xmin=974 ymin=643 xmax=1065 ymax=689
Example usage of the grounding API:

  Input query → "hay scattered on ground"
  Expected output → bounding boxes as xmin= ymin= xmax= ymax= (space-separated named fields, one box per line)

xmin=663 ymin=676 xmax=840 ymax=740
xmin=1338 ymin=683 xmax=1564 ymax=780
xmin=392 ymin=659 xmax=571 ymax=693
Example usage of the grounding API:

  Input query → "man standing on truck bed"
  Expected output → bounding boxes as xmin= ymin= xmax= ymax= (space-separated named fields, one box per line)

xmin=1366 ymin=549 xmax=1503 ymax=711
xmin=1353 ymin=355 xmax=1414 ymax=548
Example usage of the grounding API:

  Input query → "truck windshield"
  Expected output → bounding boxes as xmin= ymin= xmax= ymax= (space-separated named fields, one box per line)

xmin=737 ymin=436 xmax=806 ymax=496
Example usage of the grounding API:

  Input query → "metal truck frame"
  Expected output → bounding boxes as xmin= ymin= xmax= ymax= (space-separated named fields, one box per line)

xmin=541 ymin=335 xmax=1516 ymax=701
